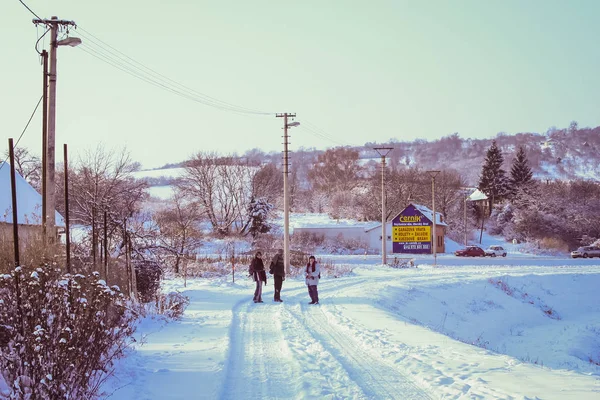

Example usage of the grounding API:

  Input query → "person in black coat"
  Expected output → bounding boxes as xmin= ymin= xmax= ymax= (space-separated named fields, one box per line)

xmin=269 ymin=248 xmax=285 ymax=302
xmin=249 ymin=251 xmax=267 ymax=303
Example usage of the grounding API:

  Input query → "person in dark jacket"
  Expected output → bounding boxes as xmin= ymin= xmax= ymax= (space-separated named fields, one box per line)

xmin=305 ymin=255 xmax=320 ymax=304
xmin=269 ymin=249 xmax=285 ymax=302
xmin=249 ymin=252 xmax=267 ymax=303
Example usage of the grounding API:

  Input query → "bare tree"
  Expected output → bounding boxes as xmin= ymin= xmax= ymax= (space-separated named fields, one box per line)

xmin=155 ymin=191 xmax=203 ymax=273
xmin=307 ymin=147 xmax=362 ymax=193
xmin=179 ymin=152 xmax=256 ymax=235
xmin=2 ymin=146 xmax=41 ymax=190
xmin=57 ymin=145 xmax=148 ymax=257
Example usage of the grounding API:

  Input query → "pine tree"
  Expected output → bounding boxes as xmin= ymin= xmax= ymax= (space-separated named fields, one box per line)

xmin=246 ymin=197 xmax=273 ymax=240
xmin=508 ymin=146 xmax=533 ymax=197
xmin=478 ymin=140 xmax=508 ymax=214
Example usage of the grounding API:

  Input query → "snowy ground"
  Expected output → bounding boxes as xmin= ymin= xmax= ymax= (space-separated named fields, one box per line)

xmin=101 ymin=254 xmax=600 ymax=399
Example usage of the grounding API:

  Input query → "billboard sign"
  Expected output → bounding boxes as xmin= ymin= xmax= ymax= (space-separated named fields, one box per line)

xmin=392 ymin=204 xmax=432 ymax=254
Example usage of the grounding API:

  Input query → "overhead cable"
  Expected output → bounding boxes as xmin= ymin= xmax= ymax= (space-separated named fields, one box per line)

xmin=75 ymin=27 xmax=274 ymax=116
xmin=0 ymin=95 xmax=43 ymax=173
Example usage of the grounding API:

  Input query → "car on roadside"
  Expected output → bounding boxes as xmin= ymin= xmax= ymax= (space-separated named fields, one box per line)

xmin=485 ymin=245 xmax=507 ymax=257
xmin=454 ymin=246 xmax=486 ymax=257
xmin=570 ymin=246 xmax=600 ymax=258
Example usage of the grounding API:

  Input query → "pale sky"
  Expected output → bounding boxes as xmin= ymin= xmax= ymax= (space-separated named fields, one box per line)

xmin=2 ymin=0 xmax=599 ymax=169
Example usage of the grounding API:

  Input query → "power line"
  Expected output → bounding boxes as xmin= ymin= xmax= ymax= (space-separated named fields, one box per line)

xmin=299 ymin=120 xmax=363 ymax=148
xmin=0 ymin=95 xmax=43 ymax=173
xmin=74 ymin=26 xmax=274 ymax=116
xmin=17 ymin=0 xmax=42 ymax=20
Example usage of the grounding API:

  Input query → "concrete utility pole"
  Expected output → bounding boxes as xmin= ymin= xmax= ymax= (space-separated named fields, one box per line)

xmin=33 ymin=16 xmax=80 ymax=244
xmin=374 ymin=147 xmax=393 ymax=265
xmin=426 ymin=170 xmax=440 ymax=266
xmin=276 ymin=113 xmax=299 ymax=275
xmin=41 ymin=50 xmax=48 ymax=246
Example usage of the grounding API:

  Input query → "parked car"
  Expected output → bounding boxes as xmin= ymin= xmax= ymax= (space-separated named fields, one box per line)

xmin=485 ymin=245 xmax=507 ymax=257
xmin=454 ymin=246 xmax=485 ymax=257
xmin=570 ymin=246 xmax=600 ymax=258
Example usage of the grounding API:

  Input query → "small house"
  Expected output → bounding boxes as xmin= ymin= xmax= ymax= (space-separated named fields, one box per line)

xmin=0 ymin=162 xmax=64 ymax=242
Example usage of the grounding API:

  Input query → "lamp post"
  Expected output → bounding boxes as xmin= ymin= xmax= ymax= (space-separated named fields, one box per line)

xmin=426 ymin=170 xmax=440 ymax=266
xmin=276 ymin=113 xmax=299 ymax=275
xmin=33 ymin=16 xmax=81 ymax=244
xmin=374 ymin=147 xmax=393 ymax=265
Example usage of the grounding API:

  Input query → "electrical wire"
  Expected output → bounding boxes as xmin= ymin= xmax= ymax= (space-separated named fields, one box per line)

xmin=74 ymin=26 xmax=274 ymax=116
xmin=35 ymin=27 xmax=50 ymax=55
xmin=0 ymin=95 xmax=43 ymax=173
xmin=77 ymin=27 xmax=271 ymax=115
xmin=17 ymin=0 xmax=42 ymax=21
xmin=299 ymin=120 xmax=362 ymax=148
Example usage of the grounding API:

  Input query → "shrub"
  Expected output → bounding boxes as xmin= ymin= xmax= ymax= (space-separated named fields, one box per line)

xmin=134 ymin=260 xmax=163 ymax=303
xmin=0 ymin=266 xmax=136 ymax=399
xmin=154 ymin=292 xmax=190 ymax=319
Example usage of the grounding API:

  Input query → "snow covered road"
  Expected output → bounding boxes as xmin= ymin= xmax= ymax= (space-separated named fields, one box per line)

xmin=103 ymin=262 xmax=600 ymax=399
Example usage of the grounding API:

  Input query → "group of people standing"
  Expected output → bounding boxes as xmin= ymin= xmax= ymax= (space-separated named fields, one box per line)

xmin=248 ymin=249 xmax=320 ymax=305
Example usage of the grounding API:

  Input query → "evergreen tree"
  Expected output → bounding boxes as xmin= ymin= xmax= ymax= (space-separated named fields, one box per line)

xmin=478 ymin=140 xmax=508 ymax=214
xmin=246 ymin=197 xmax=273 ymax=240
xmin=508 ymin=146 xmax=533 ymax=196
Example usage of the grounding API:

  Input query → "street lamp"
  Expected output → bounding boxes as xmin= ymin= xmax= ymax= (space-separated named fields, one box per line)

xmin=36 ymin=16 xmax=81 ymax=245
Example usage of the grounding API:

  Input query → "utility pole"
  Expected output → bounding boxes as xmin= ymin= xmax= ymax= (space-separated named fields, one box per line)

xmin=33 ymin=17 xmax=80 ymax=244
xmin=464 ymin=193 xmax=468 ymax=246
xmin=8 ymin=139 xmax=20 ymax=267
xmin=374 ymin=147 xmax=393 ymax=265
xmin=427 ymin=170 xmax=440 ymax=266
xmin=276 ymin=113 xmax=299 ymax=275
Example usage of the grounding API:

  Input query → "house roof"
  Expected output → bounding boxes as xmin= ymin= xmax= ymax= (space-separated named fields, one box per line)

xmin=0 ymin=161 xmax=65 ymax=226
xmin=468 ymin=189 xmax=488 ymax=201
xmin=367 ymin=203 xmax=448 ymax=231
xmin=409 ymin=203 xmax=448 ymax=226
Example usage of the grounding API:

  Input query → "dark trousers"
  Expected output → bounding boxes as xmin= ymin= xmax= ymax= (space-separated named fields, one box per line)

xmin=274 ymin=275 xmax=284 ymax=301
xmin=308 ymin=285 xmax=319 ymax=303
xmin=253 ymin=274 xmax=263 ymax=302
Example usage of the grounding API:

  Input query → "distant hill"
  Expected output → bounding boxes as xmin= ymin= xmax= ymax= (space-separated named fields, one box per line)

xmin=137 ymin=123 xmax=600 ymax=187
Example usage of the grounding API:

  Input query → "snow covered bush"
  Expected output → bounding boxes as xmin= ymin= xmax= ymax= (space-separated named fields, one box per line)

xmin=0 ymin=266 xmax=136 ymax=399
xmin=154 ymin=292 xmax=190 ymax=320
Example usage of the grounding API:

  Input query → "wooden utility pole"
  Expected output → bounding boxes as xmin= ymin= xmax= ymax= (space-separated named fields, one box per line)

xmin=64 ymin=144 xmax=71 ymax=273
xmin=374 ymin=147 xmax=393 ymax=265
xmin=276 ymin=113 xmax=298 ymax=275
xmin=8 ymin=139 xmax=20 ymax=267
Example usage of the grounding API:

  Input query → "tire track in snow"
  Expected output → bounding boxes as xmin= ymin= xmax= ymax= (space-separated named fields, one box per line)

xmin=286 ymin=290 xmax=432 ymax=399
xmin=220 ymin=299 xmax=303 ymax=400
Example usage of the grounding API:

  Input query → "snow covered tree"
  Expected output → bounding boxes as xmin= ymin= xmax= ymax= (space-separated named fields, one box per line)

xmin=478 ymin=140 xmax=508 ymax=214
xmin=244 ymin=197 xmax=273 ymax=240
xmin=508 ymin=146 xmax=534 ymax=197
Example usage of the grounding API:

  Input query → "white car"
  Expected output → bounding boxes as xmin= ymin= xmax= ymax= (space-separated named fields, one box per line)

xmin=571 ymin=246 xmax=600 ymax=258
xmin=485 ymin=245 xmax=507 ymax=257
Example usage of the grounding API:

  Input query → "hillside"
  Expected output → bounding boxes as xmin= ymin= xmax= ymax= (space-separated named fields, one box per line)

xmin=146 ymin=123 xmax=600 ymax=187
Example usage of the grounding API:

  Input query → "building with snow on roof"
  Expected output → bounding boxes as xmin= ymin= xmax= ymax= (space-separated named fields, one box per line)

xmin=0 ymin=161 xmax=64 ymax=243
